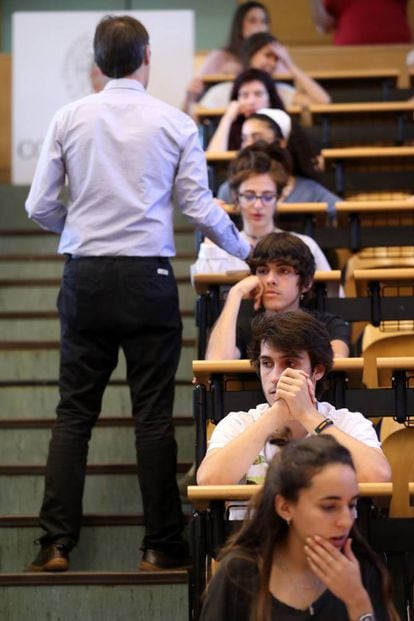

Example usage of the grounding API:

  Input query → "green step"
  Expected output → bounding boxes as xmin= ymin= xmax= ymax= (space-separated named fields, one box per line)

xmin=0 ymin=518 xmax=192 ymax=573
xmin=0 ymin=422 xmax=194 ymax=465
xmin=0 ymin=469 xmax=192 ymax=515
xmin=0 ymin=383 xmax=194 ymax=419
xmin=0 ymin=280 xmax=197 ymax=311
xmin=0 ymin=347 xmax=196 ymax=383
xmin=0 ymin=231 xmax=196 ymax=254
xmin=0 ymin=577 xmax=189 ymax=621
xmin=0 ymin=256 xmax=196 ymax=278
xmin=0 ymin=315 xmax=197 ymax=340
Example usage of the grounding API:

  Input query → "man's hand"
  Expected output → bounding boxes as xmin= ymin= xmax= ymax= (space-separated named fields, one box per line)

xmin=275 ymin=368 xmax=317 ymax=420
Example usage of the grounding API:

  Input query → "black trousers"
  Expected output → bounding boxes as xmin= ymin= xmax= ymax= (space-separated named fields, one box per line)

xmin=39 ymin=256 xmax=186 ymax=555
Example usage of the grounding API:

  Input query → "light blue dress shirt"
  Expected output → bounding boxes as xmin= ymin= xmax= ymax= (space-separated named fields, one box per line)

xmin=26 ymin=78 xmax=250 ymax=260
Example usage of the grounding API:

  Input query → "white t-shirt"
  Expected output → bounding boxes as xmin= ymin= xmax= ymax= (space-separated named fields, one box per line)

xmin=208 ymin=401 xmax=382 ymax=486
xmin=190 ymin=229 xmax=332 ymax=281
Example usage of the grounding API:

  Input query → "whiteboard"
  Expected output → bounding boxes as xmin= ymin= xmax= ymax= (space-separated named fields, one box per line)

xmin=12 ymin=10 xmax=194 ymax=184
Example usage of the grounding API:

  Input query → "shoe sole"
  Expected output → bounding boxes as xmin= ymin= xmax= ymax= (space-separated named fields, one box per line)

xmin=139 ymin=560 xmax=192 ymax=572
xmin=25 ymin=559 xmax=69 ymax=572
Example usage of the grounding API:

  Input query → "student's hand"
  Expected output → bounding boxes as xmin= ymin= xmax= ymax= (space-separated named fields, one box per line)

xmin=305 ymin=537 xmax=371 ymax=611
xmin=274 ymin=368 xmax=317 ymax=419
xmin=224 ymin=100 xmax=242 ymax=122
xmin=271 ymin=43 xmax=294 ymax=72
xmin=232 ymin=275 xmax=264 ymax=310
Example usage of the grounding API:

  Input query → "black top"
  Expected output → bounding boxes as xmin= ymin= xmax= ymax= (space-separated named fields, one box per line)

xmin=236 ymin=301 xmax=350 ymax=358
xmin=199 ymin=553 xmax=389 ymax=621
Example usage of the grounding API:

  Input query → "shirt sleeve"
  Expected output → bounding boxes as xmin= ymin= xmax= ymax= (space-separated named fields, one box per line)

xmin=320 ymin=402 xmax=382 ymax=449
xmin=174 ymin=123 xmax=250 ymax=260
xmin=25 ymin=111 xmax=67 ymax=234
xmin=314 ymin=311 xmax=350 ymax=348
xmin=207 ymin=410 xmax=257 ymax=452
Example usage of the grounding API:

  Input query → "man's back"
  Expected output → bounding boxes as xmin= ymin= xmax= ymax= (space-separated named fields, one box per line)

xmin=27 ymin=78 xmax=208 ymax=257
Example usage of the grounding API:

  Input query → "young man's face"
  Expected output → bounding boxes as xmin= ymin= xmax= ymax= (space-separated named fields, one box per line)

xmin=255 ymin=261 xmax=305 ymax=312
xmin=258 ymin=340 xmax=320 ymax=405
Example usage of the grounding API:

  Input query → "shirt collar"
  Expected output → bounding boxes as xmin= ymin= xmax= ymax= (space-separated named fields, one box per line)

xmin=104 ymin=78 xmax=146 ymax=93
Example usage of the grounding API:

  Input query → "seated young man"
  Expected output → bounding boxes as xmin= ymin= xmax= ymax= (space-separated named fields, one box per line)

xmin=197 ymin=310 xmax=391 ymax=486
xmin=206 ymin=231 xmax=350 ymax=360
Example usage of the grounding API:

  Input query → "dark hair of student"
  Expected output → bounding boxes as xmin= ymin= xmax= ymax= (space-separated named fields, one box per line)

xmin=217 ymin=435 xmax=399 ymax=621
xmin=94 ymin=15 xmax=149 ymax=78
xmin=241 ymin=31 xmax=278 ymax=69
xmin=249 ymin=310 xmax=333 ymax=390
xmin=287 ymin=120 xmax=321 ymax=181
xmin=243 ymin=112 xmax=285 ymax=142
xmin=228 ymin=143 xmax=289 ymax=196
xmin=227 ymin=69 xmax=285 ymax=150
xmin=248 ymin=231 xmax=315 ymax=295
xmin=225 ymin=2 xmax=271 ymax=58
xmin=230 ymin=69 xmax=284 ymax=109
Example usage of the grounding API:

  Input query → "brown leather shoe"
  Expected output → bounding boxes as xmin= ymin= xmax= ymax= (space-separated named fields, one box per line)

xmin=25 ymin=543 xmax=70 ymax=572
xmin=139 ymin=548 xmax=193 ymax=571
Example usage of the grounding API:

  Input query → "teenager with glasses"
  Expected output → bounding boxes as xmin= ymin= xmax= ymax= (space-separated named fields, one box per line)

xmin=191 ymin=146 xmax=333 ymax=280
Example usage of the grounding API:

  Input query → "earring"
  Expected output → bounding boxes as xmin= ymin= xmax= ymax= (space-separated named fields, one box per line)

xmin=300 ymin=293 xmax=304 ymax=301
xmin=286 ymin=517 xmax=291 ymax=527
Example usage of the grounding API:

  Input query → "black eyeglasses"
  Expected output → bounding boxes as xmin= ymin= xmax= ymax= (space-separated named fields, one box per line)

xmin=238 ymin=191 xmax=277 ymax=207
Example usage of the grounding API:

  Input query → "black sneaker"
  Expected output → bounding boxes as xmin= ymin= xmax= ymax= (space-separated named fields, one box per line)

xmin=25 ymin=543 xmax=70 ymax=572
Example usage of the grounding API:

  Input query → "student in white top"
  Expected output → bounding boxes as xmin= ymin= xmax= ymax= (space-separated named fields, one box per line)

xmin=197 ymin=309 xmax=391 ymax=489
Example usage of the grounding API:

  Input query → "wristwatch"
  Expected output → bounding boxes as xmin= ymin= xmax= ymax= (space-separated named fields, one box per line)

xmin=359 ymin=614 xmax=376 ymax=621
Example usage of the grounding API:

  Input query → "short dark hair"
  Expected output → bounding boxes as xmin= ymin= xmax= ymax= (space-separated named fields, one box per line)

xmin=241 ymin=31 xmax=278 ymax=69
xmin=94 ymin=15 xmax=149 ymax=78
xmin=230 ymin=68 xmax=285 ymax=110
xmin=249 ymin=310 xmax=334 ymax=383
xmin=229 ymin=143 xmax=288 ymax=196
xmin=248 ymin=232 xmax=315 ymax=294
xmin=225 ymin=2 xmax=270 ymax=57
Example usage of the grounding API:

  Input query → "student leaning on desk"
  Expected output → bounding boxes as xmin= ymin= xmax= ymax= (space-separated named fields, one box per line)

xmin=197 ymin=309 xmax=391 ymax=489
xmin=199 ymin=435 xmax=398 ymax=621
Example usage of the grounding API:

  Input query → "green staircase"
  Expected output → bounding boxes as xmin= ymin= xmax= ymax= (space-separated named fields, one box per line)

xmin=0 ymin=186 xmax=198 ymax=621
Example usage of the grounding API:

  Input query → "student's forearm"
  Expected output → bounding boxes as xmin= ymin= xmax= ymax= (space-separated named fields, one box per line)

xmin=346 ymin=592 xmax=374 ymax=621
xmin=197 ymin=409 xmax=279 ymax=485
xmin=331 ymin=339 xmax=350 ymax=358
xmin=291 ymin=66 xmax=331 ymax=104
xmin=205 ymin=291 xmax=243 ymax=359
xmin=207 ymin=115 xmax=233 ymax=152
xmin=300 ymin=411 xmax=391 ymax=481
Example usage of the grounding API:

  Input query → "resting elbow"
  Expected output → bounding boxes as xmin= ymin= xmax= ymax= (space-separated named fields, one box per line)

xmin=358 ymin=456 xmax=392 ymax=483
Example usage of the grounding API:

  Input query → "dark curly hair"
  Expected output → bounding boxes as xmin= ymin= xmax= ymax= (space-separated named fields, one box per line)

xmin=228 ymin=143 xmax=289 ymax=197
xmin=249 ymin=309 xmax=334 ymax=384
xmin=248 ymin=231 xmax=315 ymax=295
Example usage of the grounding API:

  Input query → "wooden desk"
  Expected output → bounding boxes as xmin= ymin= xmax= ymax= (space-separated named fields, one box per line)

xmin=321 ymin=146 xmax=414 ymax=197
xmin=305 ymin=101 xmax=414 ymax=148
xmin=188 ymin=482 xmax=414 ymax=511
xmin=201 ymin=68 xmax=401 ymax=102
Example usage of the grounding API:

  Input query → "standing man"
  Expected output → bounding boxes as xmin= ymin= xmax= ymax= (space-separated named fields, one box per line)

xmin=25 ymin=14 xmax=250 ymax=572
